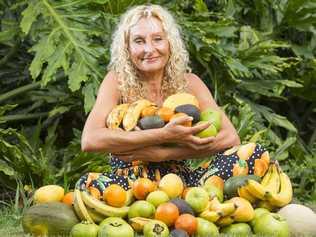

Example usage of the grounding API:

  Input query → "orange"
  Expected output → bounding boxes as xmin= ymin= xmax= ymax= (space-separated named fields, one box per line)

xmin=175 ymin=214 xmax=198 ymax=235
xmin=62 ymin=191 xmax=74 ymax=206
xmin=157 ymin=107 xmax=175 ymax=122
xmin=170 ymin=113 xmax=192 ymax=126
xmin=132 ymin=178 xmax=157 ymax=200
xmin=103 ymin=184 xmax=127 ymax=207
xmin=155 ymin=202 xmax=180 ymax=227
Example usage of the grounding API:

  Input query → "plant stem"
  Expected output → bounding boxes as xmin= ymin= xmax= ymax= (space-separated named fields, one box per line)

xmin=0 ymin=82 xmax=40 ymax=103
xmin=0 ymin=112 xmax=48 ymax=122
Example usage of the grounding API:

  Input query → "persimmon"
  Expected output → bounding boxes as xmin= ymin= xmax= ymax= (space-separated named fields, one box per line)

xmin=103 ymin=184 xmax=127 ymax=207
xmin=62 ymin=191 xmax=74 ymax=206
xmin=157 ymin=107 xmax=175 ymax=122
xmin=175 ymin=214 xmax=198 ymax=235
xmin=132 ymin=178 xmax=157 ymax=200
xmin=155 ymin=202 xmax=180 ymax=227
xmin=170 ymin=113 xmax=192 ymax=127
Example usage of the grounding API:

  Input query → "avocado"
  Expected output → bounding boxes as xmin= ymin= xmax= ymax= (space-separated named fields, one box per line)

xmin=174 ymin=104 xmax=200 ymax=124
xmin=170 ymin=229 xmax=189 ymax=237
xmin=138 ymin=115 xmax=165 ymax=130
xmin=170 ymin=198 xmax=195 ymax=215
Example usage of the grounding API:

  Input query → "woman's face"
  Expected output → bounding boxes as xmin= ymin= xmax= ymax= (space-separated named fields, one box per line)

xmin=128 ymin=16 xmax=170 ymax=74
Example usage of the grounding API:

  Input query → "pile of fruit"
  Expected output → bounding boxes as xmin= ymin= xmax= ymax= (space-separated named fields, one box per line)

xmin=106 ymin=92 xmax=221 ymax=137
xmin=23 ymin=160 xmax=316 ymax=237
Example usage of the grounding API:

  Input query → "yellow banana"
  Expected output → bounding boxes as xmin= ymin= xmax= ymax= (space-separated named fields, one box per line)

xmin=261 ymin=163 xmax=273 ymax=186
xmin=266 ymin=172 xmax=293 ymax=207
xmin=122 ymin=99 xmax=155 ymax=131
xmin=106 ymin=103 xmax=129 ymax=129
xmin=199 ymin=210 xmax=222 ymax=222
xmin=257 ymin=200 xmax=275 ymax=212
xmin=124 ymin=189 xmax=134 ymax=206
xmin=208 ymin=197 xmax=237 ymax=216
xmin=244 ymin=179 xmax=268 ymax=200
xmin=73 ymin=193 xmax=85 ymax=221
xmin=237 ymin=186 xmax=257 ymax=204
xmin=129 ymin=217 xmax=152 ymax=232
xmin=81 ymin=191 xmax=129 ymax=218
xmin=74 ymin=189 xmax=94 ymax=223
xmin=216 ymin=216 xmax=234 ymax=227
xmin=263 ymin=163 xmax=280 ymax=194
xmin=86 ymin=206 xmax=106 ymax=223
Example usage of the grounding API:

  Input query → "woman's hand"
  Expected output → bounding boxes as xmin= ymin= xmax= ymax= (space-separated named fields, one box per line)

xmin=112 ymin=145 xmax=169 ymax=163
xmin=162 ymin=115 xmax=215 ymax=150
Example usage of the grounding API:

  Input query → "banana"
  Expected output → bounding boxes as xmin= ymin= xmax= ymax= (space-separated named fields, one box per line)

xmin=129 ymin=217 xmax=152 ymax=232
xmin=244 ymin=179 xmax=269 ymax=200
xmin=237 ymin=186 xmax=257 ymax=204
xmin=208 ymin=197 xmax=237 ymax=216
xmin=124 ymin=189 xmax=134 ymax=206
xmin=86 ymin=206 xmax=106 ymax=223
xmin=73 ymin=193 xmax=85 ymax=221
xmin=263 ymin=163 xmax=280 ymax=194
xmin=216 ymin=216 xmax=234 ymax=227
xmin=74 ymin=189 xmax=94 ymax=223
xmin=199 ymin=210 xmax=222 ymax=222
xmin=81 ymin=190 xmax=129 ymax=218
xmin=123 ymin=99 xmax=155 ymax=131
xmin=261 ymin=163 xmax=273 ymax=186
xmin=106 ymin=103 xmax=129 ymax=129
xmin=266 ymin=172 xmax=293 ymax=207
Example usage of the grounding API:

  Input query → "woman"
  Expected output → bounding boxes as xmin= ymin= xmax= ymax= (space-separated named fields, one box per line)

xmin=80 ymin=5 xmax=267 ymax=191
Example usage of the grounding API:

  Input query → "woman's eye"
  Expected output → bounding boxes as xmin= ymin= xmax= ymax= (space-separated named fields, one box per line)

xmin=134 ymin=39 xmax=143 ymax=44
xmin=154 ymin=37 xmax=162 ymax=41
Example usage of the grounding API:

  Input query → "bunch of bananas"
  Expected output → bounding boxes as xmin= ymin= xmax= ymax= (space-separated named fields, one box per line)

xmin=106 ymin=99 xmax=156 ymax=131
xmin=237 ymin=161 xmax=293 ymax=209
xmin=73 ymin=188 xmax=133 ymax=224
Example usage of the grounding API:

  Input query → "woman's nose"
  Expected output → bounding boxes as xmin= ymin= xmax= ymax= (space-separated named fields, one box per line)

xmin=143 ymin=41 xmax=155 ymax=53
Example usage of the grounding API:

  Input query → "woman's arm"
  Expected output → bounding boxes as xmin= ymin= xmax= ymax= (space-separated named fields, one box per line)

xmin=81 ymin=72 xmax=213 ymax=153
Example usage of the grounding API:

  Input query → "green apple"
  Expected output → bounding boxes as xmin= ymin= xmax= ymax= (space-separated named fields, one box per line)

xmin=253 ymin=213 xmax=290 ymax=237
xmin=128 ymin=200 xmax=155 ymax=219
xmin=98 ymin=217 xmax=134 ymax=237
xmin=185 ymin=187 xmax=209 ymax=213
xmin=250 ymin=207 xmax=270 ymax=227
xmin=196 ymin=122 xmax=218 ymax=138
xmin=70 ymin=222 xmax=99 ymax=237
xmin=143 ymin=220 xmax=169 ymax=237
xmin=146 ymin=190 xmax=169 ymax=208
xmin=200 ymin=108 xmax=221 ymax=131
xmin=195 ymin=217 xmax=219 ymax=237
xmin=203 ymin=184 xmax=223 ymax=202
xmin=221 ymin=223 xmax=252 ymax=237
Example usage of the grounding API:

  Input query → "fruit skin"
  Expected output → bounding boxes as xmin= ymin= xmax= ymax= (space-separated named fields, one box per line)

xmin=226 ymin=197 xmax=255 ymax=222
xmin=199 ymin=210 xmax=221 ymax=223
xmin=106 ymin=103 xmax=129 ymax=129
xmin=174 ymin=104 xmax=200 ymax=124
xmin=249 ymin=207 xmax=270 ymax=227
xmin=129 ymin=217 xmax=152 ymax=232
xmin=263 ymin=163 xmax=281 ymax=194
xmin=155 ymin=202 xmax=180 ymax=227
xmin=143 ymin=220 xmax=169 ymax=237
xmin=146 ymin=190 xmax=169 ymax=208
xmin=221 ymin=223 xmax=252 ymax=237
xmin=62 ymin=191 xmax=74 ymax=206
xmin=163 ymin=93 xmax=200 ymax=110
xmin=86 ymin=206 xmax=107 ymax=223
xmin=103 ymin=184 xmax=127 ymax=208
xmin=22 ymin=202 xmax=80 ymax=236
xmin=141 ymin=105 xmax=158 ymax=117
xmin=98 ymin=217 xmax=134 ymax=237
xmin=33 ymin=185 xmax=64 ymax=204
xmin=203 ymin=175 xmax=224 ymax=192
xmin=159 ymin=173 xmax=184 ymax=199
xmin=185 ymin=187 xmax=209 ymax=213
xmin=195 ymin=217 xmax=219 ymax=237
xmin=169 ymin=198 xmax=195 ymax=216
xmin=203 ymin=184 xmax=223 ymax=202
xmin=253 ymin=213 xmax=290 ymax=237
xmin=170 ymin=228 xmax=189 ymax=237
xmin=123 ymin=99 xmax=154 ymax=131
xmin=138 ymin=115 xmax=165 ymax=130
xmin=208 ymin=197 xmax=237 ymax=217
xmin=174 ymin=214 xmax=197 ymax=235
xmin=244 ymin=179 xmax=269 ymax=200
xmin=128 ymin=200 xmax=155 ymax=219
xmin=237 ymin=185 xmax=257 ymax=204
xmin=199 ymin=108 xmax=221 ymax=131
xmin=195 ymin=122 xmax=217 ymax=138
xmin=170 ymin=113 xmax=192 ymax=127
xmin=224 ymin=175 xmax=261 ymax=198
xmin=236 ymin=142 xmax=256 ymax=160
xmin=70 ymin=222 xmax=99 ymax=237
xmin=74 ymin=189 xmax=94 ymax=223
xmin=156 ymin=107 xmax=174 ymax=122
xmin=132 ymin=178 xmax=157 ymax=200
xmin=80 ymin=191 xmax=129 ymax=218
xmin=266 ymin=171 xmax=293 ymax=207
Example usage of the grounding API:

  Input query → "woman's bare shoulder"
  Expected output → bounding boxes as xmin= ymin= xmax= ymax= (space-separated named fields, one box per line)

xmin=184 ymin=73 xmax=206 ymax=92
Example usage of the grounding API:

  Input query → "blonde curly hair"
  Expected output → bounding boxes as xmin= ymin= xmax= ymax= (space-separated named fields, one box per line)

xmin=108 ymin=4 xmax=191 ymax=103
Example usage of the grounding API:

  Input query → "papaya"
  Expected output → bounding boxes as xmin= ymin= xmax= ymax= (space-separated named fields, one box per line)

xmin=163 ymin=93 xmax=200 ymax=110
xmin=33 ymin=185 xmax=64 ymax=204
xmin=22 ymin=202 xmax=79 ymax=236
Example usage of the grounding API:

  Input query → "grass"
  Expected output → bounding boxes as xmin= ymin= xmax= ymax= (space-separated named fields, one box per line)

xmin=0 ymin=205 xmax=24 ymax=237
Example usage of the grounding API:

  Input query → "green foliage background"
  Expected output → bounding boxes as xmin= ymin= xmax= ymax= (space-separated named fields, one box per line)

xmin=0 ymin=0 xmax=315 ymax=203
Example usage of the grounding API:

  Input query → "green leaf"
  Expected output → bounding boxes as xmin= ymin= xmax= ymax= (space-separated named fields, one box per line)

xmin=20 ymin=0 xmax=42 ymax=34
xmin=194 ymin=0 xmax=209 ymax=13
